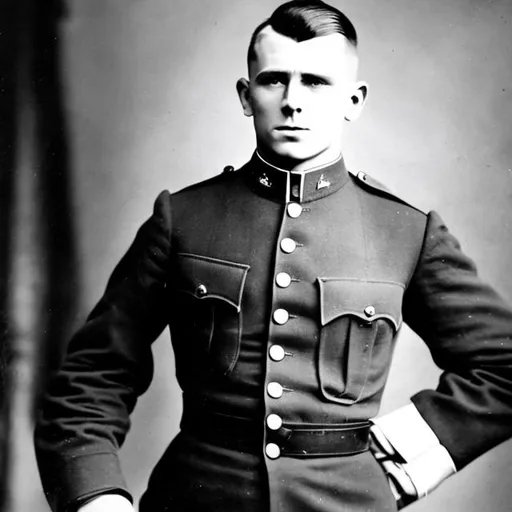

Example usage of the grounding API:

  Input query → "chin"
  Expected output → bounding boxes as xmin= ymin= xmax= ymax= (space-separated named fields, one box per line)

xmin=268 ymin=141 xmax=318 ymax=160
xmin=273 ymin=146 xmax=326 ymax=165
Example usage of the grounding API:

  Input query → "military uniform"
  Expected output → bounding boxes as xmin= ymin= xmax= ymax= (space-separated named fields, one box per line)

xmin=35 ymin=153 xmax=512 ymax=512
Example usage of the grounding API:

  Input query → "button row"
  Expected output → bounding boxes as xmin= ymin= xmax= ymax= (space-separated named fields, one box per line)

xmin=267 ymin=205 xmax=301 ymax=461
xmin=266 ymin=413 xmax=284 ymax=459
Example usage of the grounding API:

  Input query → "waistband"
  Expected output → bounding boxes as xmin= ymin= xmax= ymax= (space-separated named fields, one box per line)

xmin=180 ymin=404 xmax=370 ymax=458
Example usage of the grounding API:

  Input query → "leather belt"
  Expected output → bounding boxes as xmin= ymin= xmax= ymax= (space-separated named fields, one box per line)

xmin=271 ymin=422 xmax=371 ymax=457
xmin=181 ymin=404 xmax=370 ymax=457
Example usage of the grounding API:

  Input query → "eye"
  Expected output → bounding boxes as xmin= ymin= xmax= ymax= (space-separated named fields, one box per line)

xmin=257 ymin=73 xmax=287 ymax=87
xmin=303 ymin=75 xmax=328 ymax=87
xmin=262 ymin=77 xmax=284 ymax=86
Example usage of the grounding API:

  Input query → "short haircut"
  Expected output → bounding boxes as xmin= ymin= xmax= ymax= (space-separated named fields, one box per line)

xmin=247 ymin=0 xmax=358 ymax=67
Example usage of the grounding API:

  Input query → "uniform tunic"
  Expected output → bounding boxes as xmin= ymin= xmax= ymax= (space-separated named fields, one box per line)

xmin=34 ymin=154 xmax=512 ymax=512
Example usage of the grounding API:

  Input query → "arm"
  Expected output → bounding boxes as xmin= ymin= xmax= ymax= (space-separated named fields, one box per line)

xmin=34 ymin=191 xmax=173 ymax=512
xmin=371 ymin=210 xmax=512 ymax=506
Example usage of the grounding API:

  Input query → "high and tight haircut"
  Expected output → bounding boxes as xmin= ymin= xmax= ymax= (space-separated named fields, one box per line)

xmin=247 ymin=0 xmax=358 ymax=67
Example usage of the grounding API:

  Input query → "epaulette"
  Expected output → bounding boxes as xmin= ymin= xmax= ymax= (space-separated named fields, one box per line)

xmin=349 ymin=169 xmax=426 ymax=215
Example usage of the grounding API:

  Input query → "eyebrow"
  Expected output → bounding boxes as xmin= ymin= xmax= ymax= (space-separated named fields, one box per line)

xmin=254 ymin=70 xmax=289 ymax=83
xmin=255 ymin=69 xmax=333 ymax=84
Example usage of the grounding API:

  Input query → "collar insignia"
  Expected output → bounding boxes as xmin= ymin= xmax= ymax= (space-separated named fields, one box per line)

xmin=259 ymin=173 xmax=272 ymax=188
xmin=316 ymin=174 xmax=331 ymax=190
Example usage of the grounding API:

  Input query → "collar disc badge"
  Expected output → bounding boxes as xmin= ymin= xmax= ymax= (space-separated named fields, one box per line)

xmin=259 ymin=173 xmax=272 ymax=188
xmin=316 ymin=174 xmax=331 ymax=190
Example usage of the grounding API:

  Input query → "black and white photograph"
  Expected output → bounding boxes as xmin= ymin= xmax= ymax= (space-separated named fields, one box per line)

xmin=1 ymin=1 xmax=512 ymax=511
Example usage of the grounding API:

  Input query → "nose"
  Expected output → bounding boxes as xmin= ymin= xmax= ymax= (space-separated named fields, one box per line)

xmin=281 ymin=80 xmax=303 ymax=115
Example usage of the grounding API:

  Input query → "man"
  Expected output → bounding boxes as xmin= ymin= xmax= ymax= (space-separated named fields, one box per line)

xmin=34 ymin=1 xmax=512 ymax=511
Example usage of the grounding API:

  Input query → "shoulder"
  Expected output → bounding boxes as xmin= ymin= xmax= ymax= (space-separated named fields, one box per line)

xmin=348 ymin=170 xmax=429 ymax=261
xmin=155 ymin=163 xmax=250 ymax=224
xmin=171 ymin=163 xmax=244 ymax=200
xmin=349 ymin=169 xmax=426 ymax=217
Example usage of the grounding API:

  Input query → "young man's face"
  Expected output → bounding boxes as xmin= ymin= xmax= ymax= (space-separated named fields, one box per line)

xmin=238 ymin=26 xmax=367 ymax=169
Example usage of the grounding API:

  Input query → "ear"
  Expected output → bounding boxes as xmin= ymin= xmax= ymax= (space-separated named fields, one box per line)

xmin=236 ymin=78 xmax=253 ymax=117
xmin=344 ymin=81 xmax=368 ymax=122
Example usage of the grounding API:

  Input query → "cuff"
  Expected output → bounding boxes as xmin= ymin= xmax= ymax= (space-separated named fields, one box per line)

xmin=72 ymin=489 xmax=133 ymax=512
xmin=47 ymin=452 xmax=131 ymax=512
xmin=371 ymin=404 xmax=456 ymax=498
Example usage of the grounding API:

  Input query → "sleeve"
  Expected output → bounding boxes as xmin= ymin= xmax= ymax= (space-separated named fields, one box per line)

xmin=370 ymin=210 xmax=512 ymax=506
xmin=34 ymin=190 xmax=173 ymax=512
xmin=404 ymin=210 xmax=512 ymax=469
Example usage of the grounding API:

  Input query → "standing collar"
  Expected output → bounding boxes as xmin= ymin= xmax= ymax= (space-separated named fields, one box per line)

xmin=246 ymin=151 xmax=349 ymax=203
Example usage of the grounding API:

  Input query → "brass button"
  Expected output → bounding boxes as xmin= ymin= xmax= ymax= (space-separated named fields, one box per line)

xmin=291 ymin=185 xmax=300 ymax=198
xmin=364 ymin=305 xmax=376 ymax=317
xmin=195 ymin=284 xmax=208 ymax=297
xmin=280 ymin=238 xmax=297 ymax=254
xmin=266 ymin=414 xmax=283 ymax=431
xmin=269 ymin=345 xmax=286 ymax=362
xmin=276 ymin=272 xmax=292 ymax=288
xmin=357 ymin=171 xmax=367 ymax=182
xmin=267 ymin=382 xmax=284 ymax=399
xmin=273 ymin=309 xmax=289 ymax=325
xmin=265 ymin=443 xmax=281 ymax=459
xmin=223 ymin=165 xmax=234 ymax=173
xmin=287 ymin=203 xmax=302 ymax=218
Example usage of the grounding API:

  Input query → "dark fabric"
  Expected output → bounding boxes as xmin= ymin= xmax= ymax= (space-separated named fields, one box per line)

xmin=34 ymin=156 xmax=512 ymax=511
xmin=404 ymin=211 xmax=512 ymax=468
xmin=34 ymin=191 xmax=172 ymax=511
xmin=139 ymin=430 xmax=267 ymax=512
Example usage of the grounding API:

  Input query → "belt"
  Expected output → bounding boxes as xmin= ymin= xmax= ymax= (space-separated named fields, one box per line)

xmin=180 ymin=404 xmax=370 ymax=457
xmin=270 ymin=422 xmax=371 ymax=457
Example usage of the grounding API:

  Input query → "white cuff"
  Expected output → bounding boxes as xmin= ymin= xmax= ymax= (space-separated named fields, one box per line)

xmin=371 ymin=404 xmax=456 ymax=498
xmin=401 ymin=443 xmax=456 ymax=497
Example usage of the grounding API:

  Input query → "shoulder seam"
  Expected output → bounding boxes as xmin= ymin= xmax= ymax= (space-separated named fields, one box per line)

xmin=348 ymin=170 xmax=426 ymax=216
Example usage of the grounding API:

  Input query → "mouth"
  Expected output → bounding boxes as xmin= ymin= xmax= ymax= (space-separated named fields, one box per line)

xmin=275 ymin=126 xmax=308 ymax=131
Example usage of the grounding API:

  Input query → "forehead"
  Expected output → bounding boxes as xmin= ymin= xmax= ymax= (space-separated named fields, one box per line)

xmin=251 ymin=26 xmax=357 ymax=78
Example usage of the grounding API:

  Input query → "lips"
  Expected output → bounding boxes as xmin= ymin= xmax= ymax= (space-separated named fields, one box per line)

xmin=275 ymin=126 xmax=308 ymax=131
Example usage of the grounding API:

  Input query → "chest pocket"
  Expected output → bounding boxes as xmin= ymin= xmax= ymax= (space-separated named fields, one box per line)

xmin=317 ymin=278 xmax=403 ymax=405
xmin=170 ymin=253 xmax=250 ymax=378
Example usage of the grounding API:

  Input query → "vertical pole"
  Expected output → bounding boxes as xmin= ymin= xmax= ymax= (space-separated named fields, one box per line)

xmin=1 ymin=1 xmax=78 ymax=510
xmin=0 ymin=0 xmax=23 ymax=508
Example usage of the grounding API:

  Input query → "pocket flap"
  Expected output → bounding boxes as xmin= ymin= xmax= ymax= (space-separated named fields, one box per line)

xmin=174 ymin=253 xmax=250 ymax=311
xmin=318 ymin=278 xmax=403 ymax=330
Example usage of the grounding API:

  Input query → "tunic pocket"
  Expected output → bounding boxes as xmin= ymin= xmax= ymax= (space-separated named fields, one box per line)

xmin=170 ymin=253 xmax=250 ymax=378
xmin=317 ymin=278 xmax=403 ymax=405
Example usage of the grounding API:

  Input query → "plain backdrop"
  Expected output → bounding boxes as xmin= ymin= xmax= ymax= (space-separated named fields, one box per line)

xmin=27 ymin=1 xmax=512 ymax=510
